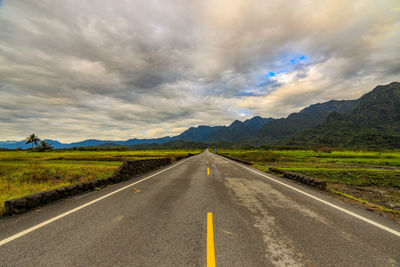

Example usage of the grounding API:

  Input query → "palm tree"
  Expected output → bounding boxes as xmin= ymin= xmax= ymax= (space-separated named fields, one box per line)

xmin=25 ymin=134 xmax=41 ymax=150
xmin=37 ymin=140 xmax=53 ymax=152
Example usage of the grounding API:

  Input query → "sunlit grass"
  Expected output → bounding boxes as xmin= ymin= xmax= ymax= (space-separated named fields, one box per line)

xmin=0 ymin=162 xmax=118 ymax=211
xmin=0 ymin=149 xmax=201 ymax=212
xmin=216 ymin=149 xmax=400 ymax=187
xmin=217 ymin=149 xmax=400 ymax=216
xmin=216 ymin=149 xmax=400 ymax=168
xmin=329 ymin=189 xmax=400 ymax=215
xmin=0 ymin=149 xmax=201 ymax=161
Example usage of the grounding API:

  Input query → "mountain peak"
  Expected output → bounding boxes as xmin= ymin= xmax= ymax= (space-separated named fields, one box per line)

xmin=256 ymin=97 xmax=360 ymax=143
xmin=229 ymin=120 xmax=242 ymax=127
xmin=207 ymin=116 xmax=274 ymax=142
xmin=288 ymin=82 xmax=400 ymax=148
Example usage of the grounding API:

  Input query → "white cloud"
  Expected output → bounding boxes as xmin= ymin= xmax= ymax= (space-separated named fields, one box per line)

xmin=0 ymin=0 xmax=399 ymax=141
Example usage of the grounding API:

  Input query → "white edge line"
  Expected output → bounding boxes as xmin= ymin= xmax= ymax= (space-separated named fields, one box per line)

xmin=0 ymin=156 xmax=193 ymax=247
xmin=217 ymin=154 xmax=400 ymax=238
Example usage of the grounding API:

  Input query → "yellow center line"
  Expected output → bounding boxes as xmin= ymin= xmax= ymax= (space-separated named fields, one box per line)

xmin=207 ymin=167 xmax=210 ymax=176
xmin=207 ymin=212 xmax=216 ymax=267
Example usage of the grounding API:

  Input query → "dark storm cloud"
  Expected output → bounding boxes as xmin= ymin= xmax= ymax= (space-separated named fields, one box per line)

xmin=0 ymin=0 xmax=399 ymax=141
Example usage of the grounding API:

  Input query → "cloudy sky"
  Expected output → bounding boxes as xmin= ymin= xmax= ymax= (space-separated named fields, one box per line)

xmin=1 ymin=0 xmax=399 ymax=142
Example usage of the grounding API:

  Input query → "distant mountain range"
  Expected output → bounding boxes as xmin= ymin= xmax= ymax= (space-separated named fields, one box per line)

xmin=1 ymin=82 xmax=399 ymax=149
xmin=0 ymin=137 xmax=174 ymax=150
xmin=0 ymin=116 xmax=275 ymax=149
xmin=178 ymin=116 xmax=274 ymax=143
xmin=254 ymin=99 xmax=360 ymax=144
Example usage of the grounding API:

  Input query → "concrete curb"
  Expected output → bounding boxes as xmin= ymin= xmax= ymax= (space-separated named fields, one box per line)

xmin=269 ymin=167 xmax=327 ymax=190
xmin=216 ymin=153 xmax=253 ymax=165
xmin=3 ymin=155 xmax=193 ymax=216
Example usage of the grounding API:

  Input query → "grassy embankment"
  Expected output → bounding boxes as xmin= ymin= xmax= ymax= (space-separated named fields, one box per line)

xmin=0 ymin=150 xmax=200 ymax=212
xmin=215 ymin=149 xmax=400 ymax=215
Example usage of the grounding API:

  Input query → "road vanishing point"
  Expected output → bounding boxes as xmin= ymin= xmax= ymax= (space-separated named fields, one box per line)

xmin=0 ymin=151 xmax=399 ymax=266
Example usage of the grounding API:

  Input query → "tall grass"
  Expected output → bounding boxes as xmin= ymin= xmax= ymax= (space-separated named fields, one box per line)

xmin=0 ymin=149 xmax=201 ymax=212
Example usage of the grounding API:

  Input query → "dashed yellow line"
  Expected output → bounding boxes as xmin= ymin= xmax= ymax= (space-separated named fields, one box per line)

xmin=207 ymin=212 xmax=216 ymax=267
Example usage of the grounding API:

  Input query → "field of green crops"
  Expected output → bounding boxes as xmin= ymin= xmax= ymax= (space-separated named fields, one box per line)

xmin=216 ymin=149 xmax=400 ymax=187
xmin=215 ymin=149 xmax=400 ymax=214
xmin=0 ymin=150 xmax=201 ymax=212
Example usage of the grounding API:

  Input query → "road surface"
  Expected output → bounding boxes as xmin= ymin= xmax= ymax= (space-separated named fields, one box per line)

xmin=0 ymin=151 xmax=399 ymax=266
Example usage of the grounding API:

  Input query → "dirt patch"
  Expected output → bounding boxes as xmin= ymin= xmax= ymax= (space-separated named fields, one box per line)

xmin=327 ymin=182 xmax=400 ymax=222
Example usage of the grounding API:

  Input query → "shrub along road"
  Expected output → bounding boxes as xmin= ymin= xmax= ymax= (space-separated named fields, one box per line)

xmin=0 ymin=151 xmax=399 ymax=266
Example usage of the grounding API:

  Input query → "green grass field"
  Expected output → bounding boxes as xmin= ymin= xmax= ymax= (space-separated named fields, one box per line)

xmin=216 ymin=149 xmax=400 ymax=187
xmin=0 ymin=150 xmax=200 ymax=212
xmin=215 ymin=149 xmax=400 ymax=215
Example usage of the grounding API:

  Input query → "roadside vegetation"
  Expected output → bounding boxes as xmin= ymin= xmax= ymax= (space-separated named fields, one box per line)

xmin=0 ymin=149 xmax=201 ymax=213
xmin=214 ymin=149 xmax=400 ymax=217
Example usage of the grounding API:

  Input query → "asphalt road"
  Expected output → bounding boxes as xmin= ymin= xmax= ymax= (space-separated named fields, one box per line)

xmin=1 ymin=151 xmax=400 ymax=266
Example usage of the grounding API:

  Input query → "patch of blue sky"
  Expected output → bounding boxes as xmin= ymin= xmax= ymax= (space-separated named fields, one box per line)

xmin=237 ymin=53 xmax=308 ymax=97
xmin=290 ymin=54 xmax=307 ymax=64
xmin=237 ymin=108 xmax=253 ymax=117
xmin=268 ymin=68 xmax=289 ymax=77
xmin=264 ymin=54 xmax=308 ymax=79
